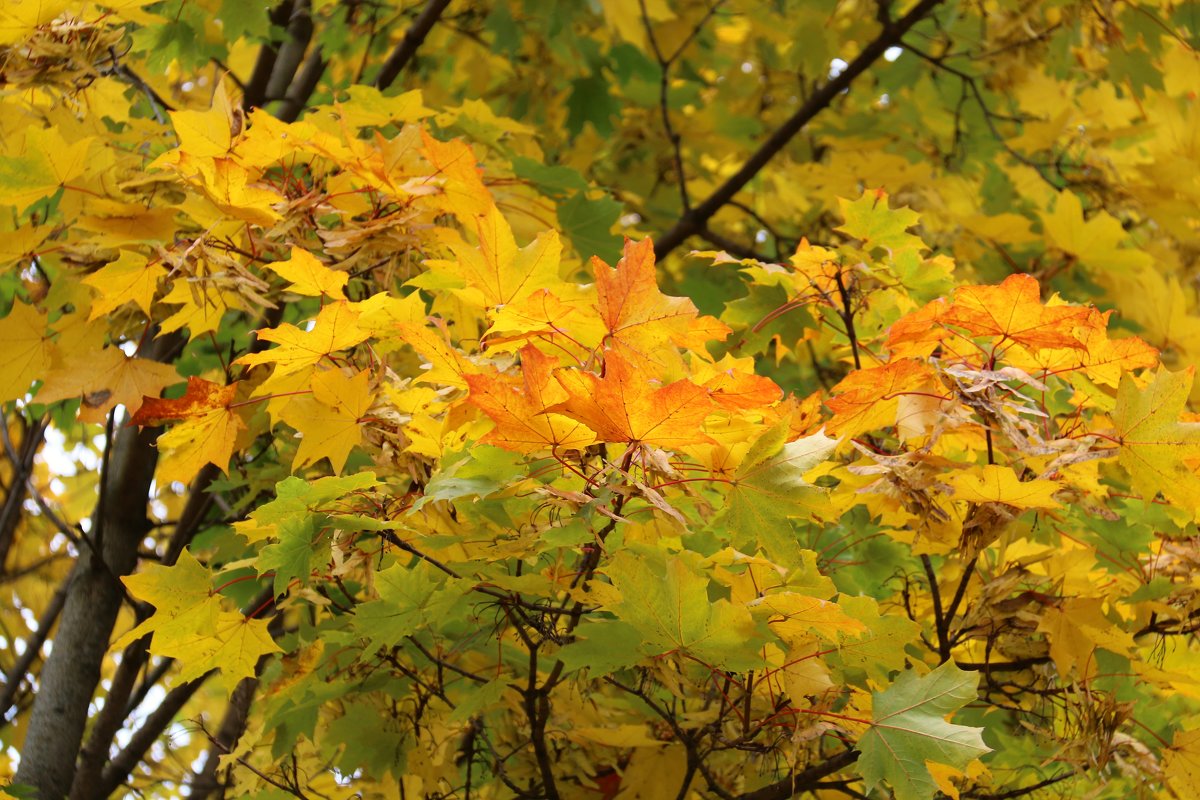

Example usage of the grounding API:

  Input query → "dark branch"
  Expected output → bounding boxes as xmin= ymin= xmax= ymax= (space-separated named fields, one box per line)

xmin=373 ymin=0 xmax=454 ymax=90
xmin=653 ymin=0 xmax=945 ymax=260
xmin=736 ymin=750 xmax=859 ymax=800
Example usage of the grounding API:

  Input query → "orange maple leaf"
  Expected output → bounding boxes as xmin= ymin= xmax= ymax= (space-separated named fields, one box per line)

xmin=549 ymin=351 xmax=714 ymax=448
xmin=130 ymin=376 xmax=237 ymax=426
xmin=887 ymin=299 xmax=952 ymax=359
xmin=420 ymin=129 xmax=492 ymax=223
xmin=826 ymin=359 xmax=939 ymax=437
xmin=465 ymin=345 xmax=596 ymax=453
xmin=130 ymin=377 xmax=244 ymax=483
xmin=941 ymin=274 xmax=1091 ymax=351
xmin=593 ymin=238 xmax=728 ymax=368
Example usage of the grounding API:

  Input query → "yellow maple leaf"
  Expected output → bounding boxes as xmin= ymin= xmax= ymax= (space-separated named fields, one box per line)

xmin=420 ymin=129 xmax=492 ymax=223
xmin=158 ymin=280 xmax=239 ymax=339
xmin=113 ymin=549 xmax=222 ymax=652
xmin=167 ymin=80 xmax=238 ymax=159
xmin=132 ymin=377 xmax=244 ymax=485
xmin=281 ymin=369 xmax=375 ymax=473
xmin=114 ymin=550 xmax=280 ymax=692
xmin=1041 ymin=189 xmax=1152 ymax=273
xmin=82 ymin=250 xmax=167 ymax=319
xmin=36 ymin=346 xmax=180 ymax=424
xmin=395 ymin=320 xmax=481 ymax=388
xmin=752 ymin=592 xmax=867 ymax=644
xmin=1164 ymin=727 xmax=1200 ymax=798
xmin=0 ymin=301 xmax=51 ymax=403
xmin=1037 ymin=597 xmax=1134 ymax=681
xmin=194 ymin=157 xmax=283 ymax=227
xmin=266 ymin=248 xmax=348 ymax=299
xmin=945 ymin=465 xmax=1061 ymax=510
xmin=482 ymin=286 xmax=606 ymax=357
xmin=0 ymin=1 xmax=72 ymax=45
xmin=336 ymin=86 xmax=434 ymax=128
xmin=237 ymin=301 xmax=368 ymax=377
xmin=423 ymin=205 xmax=563 ymax=308
xmin=76 ymin=201 xmax=178 ymax=246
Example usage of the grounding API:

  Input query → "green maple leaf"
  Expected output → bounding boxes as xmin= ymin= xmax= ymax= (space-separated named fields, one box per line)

xmin=556 ymin=620 xmax=645 ymax=676
xmin=832 ymin=595 xmax=921 ymax=681
xmin=258 ymin=516 xmax=326 ymax=597
xmin=353 ymin=561 xmax=468 ymax=651
xmin=857 ymin=662 xmax=991 ymax=800
xmin=715 ymin=424 xmax=836 ymax=561
xmin=236 ymin=472 xmax=379 ymax=542
xmin=1112 ymin=367 xmax=1200 ymax=514
xmin=556 ymin=191 xmax=622 ymax=264
xmin=836 ymin=190 xmax=924 ymax=255
xmin=605 ymin=548 xmax=764 ymax=670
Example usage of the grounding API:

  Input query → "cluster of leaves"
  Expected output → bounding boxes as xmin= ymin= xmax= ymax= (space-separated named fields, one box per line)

xmin=1 ymin=2 xmax=1200 ymax=800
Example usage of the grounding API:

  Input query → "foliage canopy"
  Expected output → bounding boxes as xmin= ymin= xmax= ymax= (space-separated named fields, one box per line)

xmin=2 ymin=1 xmax=1200 ymax=799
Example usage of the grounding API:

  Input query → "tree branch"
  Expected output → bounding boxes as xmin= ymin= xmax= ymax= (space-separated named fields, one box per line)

xmin=372 ymin=0 xmax=453 ymax=90
xmin=653 ymin=0 xmax=945 ymax=260
xmin=0 ymin=414 xmax=48 ymax=572
xmin=0 ymin=578 xmax=67 ymax=722
xmin=735 ymin=750 xmax=859 ymax=800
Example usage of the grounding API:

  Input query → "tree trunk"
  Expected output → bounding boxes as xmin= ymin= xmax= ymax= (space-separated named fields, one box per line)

xmin=14 ymin=421 xmax=160 ymax=799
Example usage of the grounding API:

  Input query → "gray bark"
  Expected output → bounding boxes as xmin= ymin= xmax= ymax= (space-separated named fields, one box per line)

xmin=14 ymin=420 xmax=160 ymax=799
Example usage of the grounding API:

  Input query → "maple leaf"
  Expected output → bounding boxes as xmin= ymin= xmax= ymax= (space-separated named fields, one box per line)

xmin=827 ymin=359 xmax=938 ymax=438
xmin=190 ymin=157 xmax=283 ymax=226
xmin=36 ymin=346 xmax=179 ymax=424
xmin=549 ymin=351 xmax=714 ymax=448
xmin=605 ymin=548 xmax=763 ymax=670
xmin=1036 ymin=597 xmax=1134 ymax=681
xmin=836 ymin=189 xmax=925 ymax=255
xmin=113 ymin=550 xmax=280 ymax=692
xmin=420 ymin=129 xmax=492 ymax=222
xmin=131 ymin=376 xmax=244 ymax=483
xmin=1111 ymin=367 xmax=1200 ymax=514
xmin=716 ymin=422 xmax=837 ymax=560
xmin=834 ymin=595 xmax=921 ymax=680
xmin=0 ymin=301 xmax=51 ymax=403
xmin=1007 ymin=307 xmax=1158 ymax=388
xmin=1041 ymin=189 xmax=1153 ymax=273
xmin=483 ymin=286 xmax=607 ymax=356
xmin=691 ymin=354 xmax=783 ymax=411
xmin=942 ymin=274 xmax=1091 ymax=351
xmin=353 ymin=561 xmax=468 ymax=652
xmin=945 ymin=465 xmax=1061 ymax=510
xmin=465 ymin=345 xmax=596 ymax=453
xmin=423 ymin=205 xmax=563 ymax=308
xmin=0 ymin=126 xmax=93 ymax=209
xmin=157 ymin=280 xmax=240 ymax=340
xmin=166 ymin=80 xmax=239 ymax=159
xmin=236 ymin=301 xmax=368 ymax=378
xmin=82 ymin=251 xmax=167 ymax=319
xmin=1164 ymin=728 xmax=1200 ymax=798
xmin=280 ymin=369 xmax=376 ymax=474
xmin=592 ymin=237 xmax=727 ymax=368
xmin=752 ymin=592 xmax=866 ymax=643
xmin=857 ymin=662 xmax=990 ymax=800
xmin=395 ymin=319 xmax=481 ymax=388
xmin=887 ymin=299 xmax=951 ymax=359
xmin=266 ymin=248 xmax=348 ymax=299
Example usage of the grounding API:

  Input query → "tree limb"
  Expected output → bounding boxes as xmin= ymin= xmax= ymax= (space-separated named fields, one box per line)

xmin=372 ymin=0 xmax=453 ymax=90
xmin=652 ymin=0 xmax=945 ymax=260
xmin=735 ymin=750 xmax=859 ymax=800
